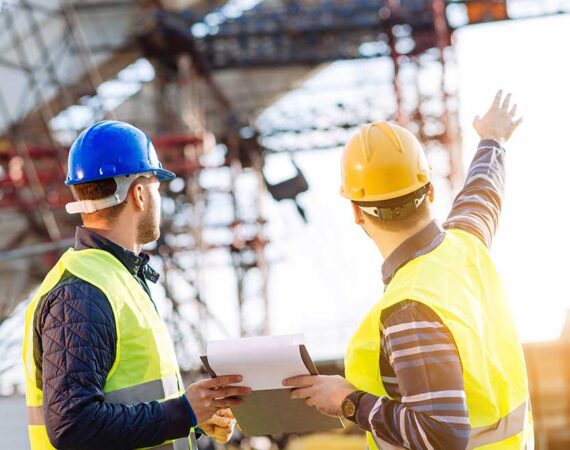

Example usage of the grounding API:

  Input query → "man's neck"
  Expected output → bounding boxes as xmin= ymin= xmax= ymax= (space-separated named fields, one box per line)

xmin=374 ymin=218 xmax=433 ymax=261
xmin=84 ymin=225 xmax=141 ymax=254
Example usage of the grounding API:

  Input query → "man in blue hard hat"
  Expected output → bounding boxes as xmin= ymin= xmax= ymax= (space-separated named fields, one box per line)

xmin=22 ymin=121 xmax=250 ymax=450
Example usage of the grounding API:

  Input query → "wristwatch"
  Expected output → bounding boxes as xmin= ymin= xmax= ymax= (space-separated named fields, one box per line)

xmin=341 ymin=390 xmax=366 ymax=422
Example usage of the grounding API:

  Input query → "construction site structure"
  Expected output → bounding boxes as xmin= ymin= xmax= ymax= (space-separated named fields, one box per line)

xmin=1 ymin=2 xmax=570 ymax=447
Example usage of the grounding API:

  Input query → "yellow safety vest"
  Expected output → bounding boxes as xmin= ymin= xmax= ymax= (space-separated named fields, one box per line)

xmin=22 ymin=248 xmax=192 ymax=450
xmin=345 ymin=229 xmax=533 ymax=450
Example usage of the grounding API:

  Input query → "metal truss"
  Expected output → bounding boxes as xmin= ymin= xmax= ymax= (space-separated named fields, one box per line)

xmin=2 ymin=0 xmax=570 ymax=368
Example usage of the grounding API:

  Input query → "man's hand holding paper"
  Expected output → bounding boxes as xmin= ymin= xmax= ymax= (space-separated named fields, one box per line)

xmin=201 ymin=334 xmax=344 ymax=436
xmin=185 ymin=375 xmax=252 ymax=424
xmin=284 ymin=375 xmax=356 ymax=417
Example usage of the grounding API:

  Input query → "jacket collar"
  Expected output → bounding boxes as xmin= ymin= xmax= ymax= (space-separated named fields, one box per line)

xmin=74 ymin=227 xmax=160 ymax=284
xmin=382 ymin=220 xmax=445 ymax=286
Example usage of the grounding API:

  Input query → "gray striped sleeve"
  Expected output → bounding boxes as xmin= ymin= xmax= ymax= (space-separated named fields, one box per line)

xmin=444 ymin=139 xmax=506 ymax=248
xmin=354 ymin=301 xmax=471 ymax=450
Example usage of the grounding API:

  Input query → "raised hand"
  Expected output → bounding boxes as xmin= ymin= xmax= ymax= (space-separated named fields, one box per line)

xmin=185 ymin=375 xmax=251 ymax=425
xmin=473 ymin=90 xmax=523 ymax=144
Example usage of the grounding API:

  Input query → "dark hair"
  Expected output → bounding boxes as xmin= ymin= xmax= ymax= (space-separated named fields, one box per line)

xmin=354 ymin=183 xmax=431 ymax=232
xmin=72 ymin=178 xmax=127 ymax=222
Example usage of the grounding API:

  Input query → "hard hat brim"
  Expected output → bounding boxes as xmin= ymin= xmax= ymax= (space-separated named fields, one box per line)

xmin=154 ymin=168 xmax=177 ymax=182
xmin=339 ymin=179 xmax=430 ymax=202
xmin=66 ymin=167 xmax=177 ymax=185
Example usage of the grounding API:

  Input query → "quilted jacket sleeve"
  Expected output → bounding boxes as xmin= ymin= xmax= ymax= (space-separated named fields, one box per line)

xmin=35 ymin=276 xmax=192 ymax=450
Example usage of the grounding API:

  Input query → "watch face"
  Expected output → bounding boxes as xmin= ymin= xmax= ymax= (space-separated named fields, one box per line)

xmin=342 ymin=399 xmax=356 ymax=419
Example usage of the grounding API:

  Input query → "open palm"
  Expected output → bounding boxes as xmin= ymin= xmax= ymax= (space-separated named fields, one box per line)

xmin=473 ymin=90 xmax=523 ymax=144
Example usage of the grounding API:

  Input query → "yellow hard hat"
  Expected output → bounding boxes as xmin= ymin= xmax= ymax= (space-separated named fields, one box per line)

xmin=340 ymin=121 xmax=431 ymax=202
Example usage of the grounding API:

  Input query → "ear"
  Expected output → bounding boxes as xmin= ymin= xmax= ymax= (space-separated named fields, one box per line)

xmin=427 ymin=183 xmax=435 ymax=203
xmin=351 ymin=202 xmax=365 ymax=225
xmin=130 ymin=181 xmax=146 ymax=212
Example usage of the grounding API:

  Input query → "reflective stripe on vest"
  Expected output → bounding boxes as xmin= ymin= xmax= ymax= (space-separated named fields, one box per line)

xmin=26 ymin=374 xmax=180 ymax=426
xmin=28 ymin=405 xmax=44 ymax=426
xmin=105 ymin=374 xmax=179 ymax=404
xmin=369 ymin=400 xmax=529 ymax=450
xmin=154 ymin=439 xmax=190 ymax=450
xmin=467 ymin=400 xmax=529 ymax=450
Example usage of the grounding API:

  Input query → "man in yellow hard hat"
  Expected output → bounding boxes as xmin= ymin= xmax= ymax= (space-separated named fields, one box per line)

xmin=284 ymin=91 xmax=533 ymax=450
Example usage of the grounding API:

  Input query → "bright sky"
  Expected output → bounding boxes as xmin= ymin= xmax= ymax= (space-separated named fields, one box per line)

xmin=455 ymin=14 xmax=570 ymax=342
xmin=229 ymin=13 xmax=570 ymax=360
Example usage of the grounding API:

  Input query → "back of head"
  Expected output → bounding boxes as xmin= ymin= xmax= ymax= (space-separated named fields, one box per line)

xmin=340 ymin=121 xmax=432 ymax=231
xmin=72 ymin=178 xmax=127 ymax=224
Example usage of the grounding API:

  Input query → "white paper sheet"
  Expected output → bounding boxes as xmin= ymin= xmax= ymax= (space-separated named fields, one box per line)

xmin=206 ymin=334 xmax=311 ymax=391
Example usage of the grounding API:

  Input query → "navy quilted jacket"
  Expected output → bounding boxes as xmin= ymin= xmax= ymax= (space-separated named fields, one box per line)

xmin=33 ymin=227 xmax=195 ymax=450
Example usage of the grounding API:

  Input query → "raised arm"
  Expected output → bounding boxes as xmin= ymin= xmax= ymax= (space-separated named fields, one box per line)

xmin=444 ymin=91 xmax=523 ymax=247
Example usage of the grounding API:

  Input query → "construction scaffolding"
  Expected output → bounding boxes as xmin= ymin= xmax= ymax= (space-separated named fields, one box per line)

xmin=1 ymin=0 xmax=564 ymax=355
xmin=2 ymin=4 xmax=570 ymax=437
xmin=0 ymin=0 xmax=272 ymax=365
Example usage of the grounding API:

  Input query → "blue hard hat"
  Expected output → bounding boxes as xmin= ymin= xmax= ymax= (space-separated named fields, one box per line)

xmin=65 ymin=120 xmax=176 ymax=185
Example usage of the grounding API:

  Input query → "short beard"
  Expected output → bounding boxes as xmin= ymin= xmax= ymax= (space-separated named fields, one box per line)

xmin=137 ymin=205 xmax=160 ymax=245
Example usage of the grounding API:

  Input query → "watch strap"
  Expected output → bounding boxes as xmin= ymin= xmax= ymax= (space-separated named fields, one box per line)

xmin=343 ymin=389 xmax=367 ymax=421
